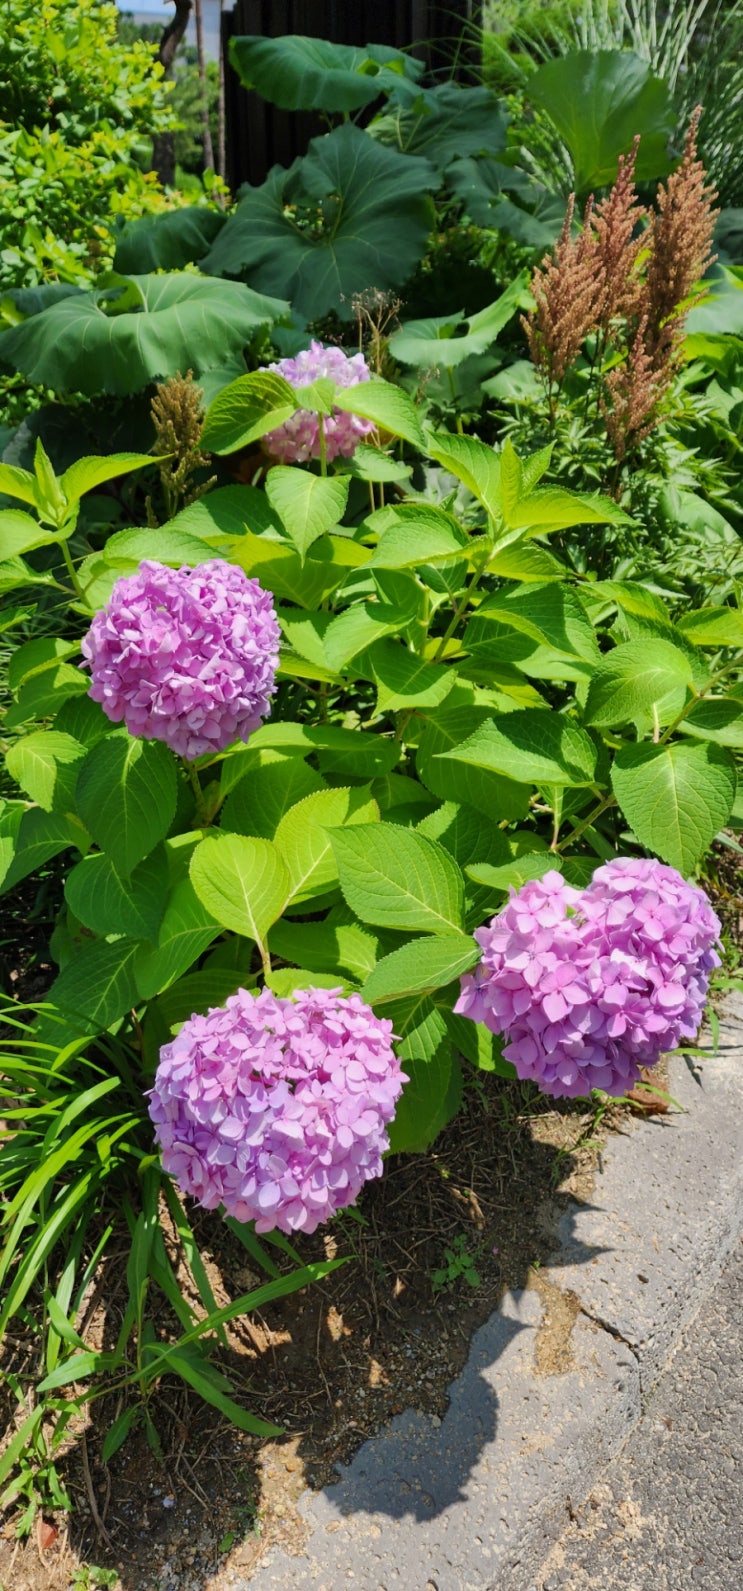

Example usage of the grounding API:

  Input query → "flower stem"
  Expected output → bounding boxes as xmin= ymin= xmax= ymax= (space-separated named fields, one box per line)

xmin=318 ymin=415 xmax=327 ymax=477
xmin=60 ymin=538 xmax=84 ymax=601
xmin=183 ymin=759 xmax=209 ymax=826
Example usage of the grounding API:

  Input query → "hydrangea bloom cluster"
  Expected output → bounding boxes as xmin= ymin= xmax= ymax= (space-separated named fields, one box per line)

xmin=81 ymin=559 xmax=280 ymax=760
xmin=148 ymin=986 xmax=407 ymax=1234
xmin=263 ymin=340 xmax=374 ymax=463
xmin=455 ymin=858 xmax=720 ymax=1100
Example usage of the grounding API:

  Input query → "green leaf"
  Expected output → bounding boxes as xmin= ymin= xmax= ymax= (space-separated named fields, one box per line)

xmin=231 ymin=529 xmax=358 ymax=609
xmin=332 ymin=378 xmax=427 ymax=448
xmin=442 ymin=710 xmax=598 ymax=787
xmin=0 ymin=808 xmax=86 ymax=894
xmin=201 ymin=371 xmax=297 ymax=455
xmin=166 ymin=484 xmax=281 ymax=541
xmin=265 ymin=467 xmax=349 ymax=559
xmin=60 ymin=453 xmax=155 ymax=506
xmin=268 ymin=912 xmax=382 ymax=983
xmin=222 ymin=753 xmax=325 ymax=838
xmin=229 ymin=34 xmax=420 ymax=112
xmin=245 ymin=720 xmax=399 ymax=777
xmin=1 ymin=275 xmax=288 ymax=397
xmin=426 ymin=431 xmax=502 ymax=521
xmin=416 ymin=706 xmax=531 ymax=820
xmin=0 ymin=462 xmax=38 ymax=510
xmin=588 ymin=579 xmax=671 ymax=624
xmin=113 ymin=208 xmax=226 ymax=273
xmin=585 ymin=639 xmax=694 ymax=728
xmin=467 ymin=581 xmax=600 ymax=682
xmin=362 ymin=935 xmax=478 ymax=1005
xmin=0 ymin=508 xmax=54 ymax=559
xmin=611 ymin=740 xmax=736 ymax=872
xmin=5 ymin=731 xmax=86 ymax=812
xmin=203 ymin=124 xmax=437 ymax=323
xmin=505 ymin=485 xmax=630 ymax=535
xmin=330 ymin=823 xmax=465 ymax=934
xmin=678 ymin=697 xmax=743 ymax=748
xmin=274 ymin=786 xmax=379 ymax=905
xmin=7 ymin=636 xmax=80 ymax=695
xmin=65 ymin=849 xmax=167 ymax=942
xmin=676 ymin=607 xmax=743 ymax=648
xmin=416 ymin=801 xmax=511 ymax=869
xmin=367 ymin=639 xmax=456 ymax=715
xmin=5 ymin=659 xmax=88 ymax=728
xmin=528 ymin=49 xmax=675 ymax=191
xmin=384 ymin=995 xmax=459 ymax=1153
xmin=76 ymin=734 xmax=177 ymax=877
xmin=373 ymin=79 xmax=507 ymax=172
xmin=44 ymin=939 xmax=141 ymax=1037
xmin=369 ymin=506 xmax=469 ymax=569
xmin=134 ymin=875 xmax=220 ymax=1000
xmin=190 ymin=833 xmax=289 ymax=943
xmin=466 ymin=854 xmax=560 ymax=891
xmin=388 ymin=277 xmax=530 ymax=369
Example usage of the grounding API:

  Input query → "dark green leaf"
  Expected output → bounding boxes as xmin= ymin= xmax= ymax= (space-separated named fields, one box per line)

xmin=611 ymin=740 xmax=736 ymax=872
xmin=76 ymin=734 xmax=177 ymax=877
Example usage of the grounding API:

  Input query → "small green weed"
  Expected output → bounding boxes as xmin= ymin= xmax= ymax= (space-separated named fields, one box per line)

xmin=431 ymin=1234 xmax=482 ymax=1294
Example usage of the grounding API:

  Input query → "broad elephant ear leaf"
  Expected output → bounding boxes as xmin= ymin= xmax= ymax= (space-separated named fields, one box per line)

xmin=201 ymin=124 xmax=438 ymax=322
xmin=229 ymin=34 xmax=423 ymax=113
xmin=528 ymin=49 xmax=675 ymax=191
xmin=371 ymin=82 xmax=507 ymax=175
xmin=112 ymin=209 xmax=227 ymax=274
xmin=0 ymin=274 xmax=289 ymax=396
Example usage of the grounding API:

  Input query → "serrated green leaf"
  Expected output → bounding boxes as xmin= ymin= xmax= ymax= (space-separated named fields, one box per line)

xmin=368 ymin=639 xmax=456 ymax=714
xmin=265 ymin=467 xmax=349 ymax=559
xmin=0 ymin=509 xmax=55 ymax=560
xmin=585 ymin=639 xmax=693 ymax=728
xmin=65 ymin=849 xmax=167 ymax=942
xmin=330 ymin=823 xmax=465 ymax=933
xmin=611 ymin=739 xmax=736 ymax=872
xmin=7 ymin=636 xmax=80 ymax=694
xmin=5 ymin=731 xmax=86 ymax=812
xmin=362 ymin=934 xmax=478 ymax=1004
xmin=678 ymin=697 xmax=743 ymax=748
xmin=466 ymin=854 xmax=560 ymax=891
xmin=416 ymin=706 xmax=531 ymax=820
xmin=201 ymin=369 xmax=297 ymax=454
xmin=190 ymin=832 xmax=289 ymax=944
xmin=268 ymin=912 xmax=382 ymax=983
xmin=676 ymin=607 xmax=743 ymax=648
xmin=0 ymin=807 xmax=86 ymax=894
xmin=274 ymin=786 xmax=379 ymax=905
xmin=134 ymin=876 xmax=220 ymax=1000
xmin=60 ymin=452 xmax=155 ymax=505
xmin=369 ymin=508 xmax=469 ymax=570
xmin=417 ymin=801 xmax=511 ymax=868
xmin=442 ymin=710 xmax=597 ymax=788
xmin=76 ymin=734 xmax=177 ymax=877
xmin=221 ymin=753 xmax=325 ymax=838
xmin=44 ymin=938 xmax=141 ymax=1037
xmin=426 ymin=431 xmax=502 ymax=521
xmin=333 ymin=377 xmax=427 ymax=447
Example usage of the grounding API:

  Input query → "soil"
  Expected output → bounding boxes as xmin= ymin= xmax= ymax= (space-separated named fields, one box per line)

xmin=0 ymin=1065 xmax=653 ymax=1591
xmin=1 ymin=852 xmax=729 ymax=1591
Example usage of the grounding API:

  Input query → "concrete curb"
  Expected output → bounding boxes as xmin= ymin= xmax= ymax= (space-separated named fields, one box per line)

xmin=240 ymin=997 xmax=743 ymax=1591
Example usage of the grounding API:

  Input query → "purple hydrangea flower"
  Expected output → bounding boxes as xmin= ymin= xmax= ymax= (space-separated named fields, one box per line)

xmin=81 ymin=559 xmax=280 ymax=760
xmin=263 ymin=340 xmax=374 ymax=463
xmin=148 ymin=986 xmax=407 ymax=1234
xmin=455 ymin=859 xmax=720 ymax=1101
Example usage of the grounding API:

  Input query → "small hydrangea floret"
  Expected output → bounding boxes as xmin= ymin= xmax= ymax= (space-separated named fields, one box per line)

xmin=81 ymin=559 xmax=280 ymax=760
xmin=263 ymin=340 xmax=374 ymax=463
xmin=148 ymin=986 xmax=407 ymax=1234
xmin=455 ymin=858 xmax=720 ymax=1100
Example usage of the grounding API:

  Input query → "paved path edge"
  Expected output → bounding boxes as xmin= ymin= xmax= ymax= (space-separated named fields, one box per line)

xmin=240 ymin=996 xmax=743 ymax=1591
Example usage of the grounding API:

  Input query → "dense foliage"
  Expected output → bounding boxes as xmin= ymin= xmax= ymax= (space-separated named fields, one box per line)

xmin=1 ymin=16 xmax=742 ymax=1541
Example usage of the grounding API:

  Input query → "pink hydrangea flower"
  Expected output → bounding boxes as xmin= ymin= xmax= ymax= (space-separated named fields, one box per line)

xmin=455 ymin=859 xmax=720 ymax=1100
xmin=263 ymin=340 xmax=374 ymax=463
xmin=148 ymin=986 xmax=407 ymax=1234
xmin=81 ymin=559 xmax=280 ymax=760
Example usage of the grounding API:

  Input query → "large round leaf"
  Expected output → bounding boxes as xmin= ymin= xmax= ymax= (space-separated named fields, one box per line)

xmin=528 ymin=50 xmax=675 ymax=191
xmin=371 ymin=82 xmax=507 ymax=176
xmin=0 ymin=274 xmax=289 ymax=396
xmin=202 ymin=124 xmax=438 ymax=322
xmin=113 ymin=209 xmax=227 ymax=274
xmin=229 ymin=34 xmax=422 ymax=113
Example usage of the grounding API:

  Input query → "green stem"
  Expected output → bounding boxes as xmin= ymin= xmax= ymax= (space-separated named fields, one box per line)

xmin=318 ymin=415 xmax=327 ymax=477
xmin=183 ymin=759 xmax=209 ymax=826
xmin=556 ymin=793 xmax=617 ymax=854
xmin=431 ymin=563 xmax=488 ymax=663
xmin=59 ymin=538 xmax=84 ymax=600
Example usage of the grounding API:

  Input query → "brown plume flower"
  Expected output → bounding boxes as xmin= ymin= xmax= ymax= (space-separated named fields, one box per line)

xmin=643 ymin=108 xmax=718 ymax=366
xmin=592 ymin=137 xmax=647 ymax=329
xmin=600 ymin=314 xmax=673 ymax=463
xmin=522 ymin=194 xmax=602 ymax=390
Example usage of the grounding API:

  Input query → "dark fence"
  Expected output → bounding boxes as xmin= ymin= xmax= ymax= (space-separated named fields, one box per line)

xmin=221 ymin=1 xmax=481 ymax=192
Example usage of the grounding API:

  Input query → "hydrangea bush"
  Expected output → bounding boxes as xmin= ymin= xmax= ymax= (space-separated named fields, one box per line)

xmin=1 ymin=344 xmax=737 ymax=1490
